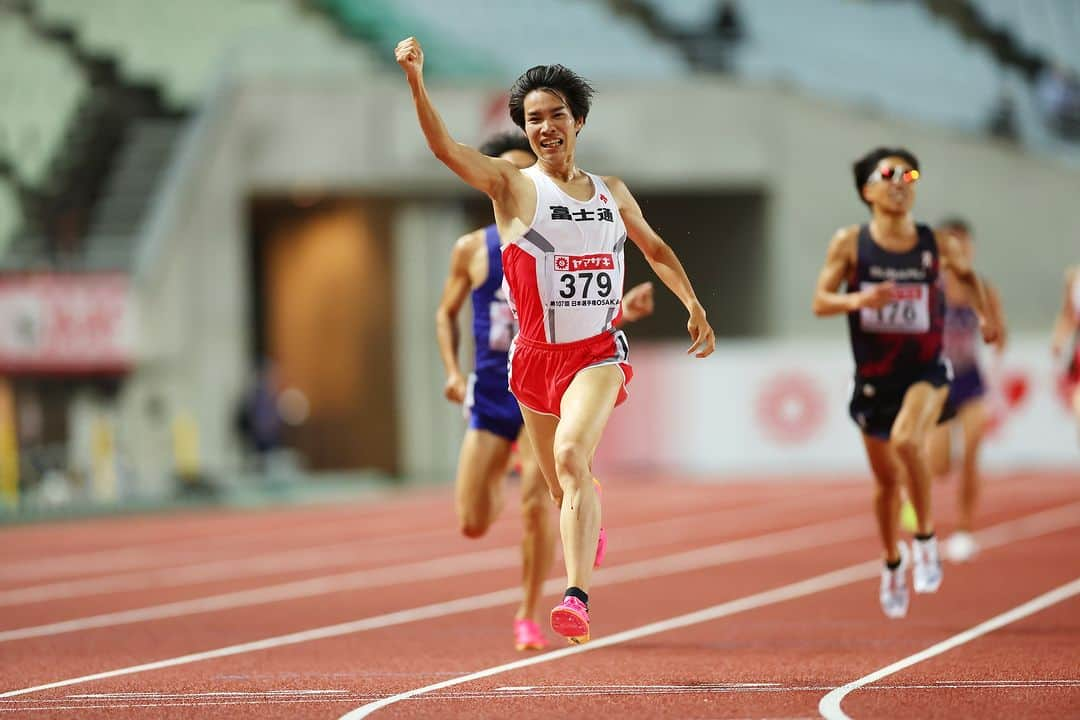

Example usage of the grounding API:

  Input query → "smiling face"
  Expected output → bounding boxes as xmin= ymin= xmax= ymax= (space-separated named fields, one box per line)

xmin=861 ymin=155 xmax=918 ymax=215
xmin=522 ymin=89 xmax=583 ymax=165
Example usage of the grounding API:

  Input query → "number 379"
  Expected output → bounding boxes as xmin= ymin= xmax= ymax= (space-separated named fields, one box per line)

xmin=559 ymin=271 xmax=612 ymax=299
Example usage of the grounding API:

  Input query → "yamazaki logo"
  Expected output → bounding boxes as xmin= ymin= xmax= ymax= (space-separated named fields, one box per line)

xmin=554 ymin=254 xmax=614 ymax=272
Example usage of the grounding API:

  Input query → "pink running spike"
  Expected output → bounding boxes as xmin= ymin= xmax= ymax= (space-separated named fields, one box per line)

xmin=550 ymin=595 xmax=590 ymax=644
xmin=513 ymin=618 xmax=548 ymax=651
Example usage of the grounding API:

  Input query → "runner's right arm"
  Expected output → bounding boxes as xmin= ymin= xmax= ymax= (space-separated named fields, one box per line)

xmin=1051 ymin=267 xmax=1078 ymax=358
xmin=395 ymin=37 xmax=521 ymax=203
xmin=435 ymin=231 xmax=482 ymax=404
xmin=812 ymin=226 xmax=895 ymax=316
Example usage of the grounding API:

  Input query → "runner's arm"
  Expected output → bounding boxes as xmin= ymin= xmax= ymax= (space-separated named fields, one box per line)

xmin=395 ymin=37 xmax=520 ymax=200
xmin=605 ymin=176 xmax=714 ymax=357
xmin=812 ymin=227 xmax=895 ymax=315
xmin=435 ymin=232 xmax=481 ymax=403
xmin=1051 ymin=268 xmax=1077 ymax=357
xmin=985 ymin=282 xmax=1008 ymax=352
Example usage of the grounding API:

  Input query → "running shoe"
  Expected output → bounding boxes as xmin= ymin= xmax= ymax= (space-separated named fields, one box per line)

xmin=879 ymin=541 xmax=910 ymax=619
xmin=593 ymin=478 xmax=606 ymax=569
xmin=913 ymin=535 xmax=943 ymax=593
xmin=550 ymin=596 xmax=590 ymax=644
xmin=945 ymin=531 xmax=979 ymax=563
xmin=513 ymin=618 xmax=548 ymax=651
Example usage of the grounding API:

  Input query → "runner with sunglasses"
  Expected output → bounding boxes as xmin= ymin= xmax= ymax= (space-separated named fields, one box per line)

xmin=812 ymin=147 xmax=999 ymax=619
xmin=397 ymin=37 xmax=714 ymax=644
xmin=436 ymin=131 xmax=656 ymax=651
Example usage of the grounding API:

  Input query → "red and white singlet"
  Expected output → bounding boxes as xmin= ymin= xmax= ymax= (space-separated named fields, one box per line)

xmin=501 ymin=164 xmax=633 ymax=416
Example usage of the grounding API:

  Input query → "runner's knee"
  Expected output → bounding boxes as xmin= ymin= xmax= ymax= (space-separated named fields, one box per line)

xmin=553 ymin=441 xmax=589 ymax=490
xmin=458 ymin=507 xmax=493 ymax=538
xmin=890 ymin=428 xmax=921 ymax=462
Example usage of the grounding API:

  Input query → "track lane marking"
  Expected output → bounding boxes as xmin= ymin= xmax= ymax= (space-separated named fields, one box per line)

xmin=337 ymin=500 xmax=1080 ymax=718
xmin=817 ymin=576 xmax=1080 ymax=719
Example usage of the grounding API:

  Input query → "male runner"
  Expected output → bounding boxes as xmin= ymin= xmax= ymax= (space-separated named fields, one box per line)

xmin=398 ymin=37 xmax=715 ymax=643
xmin=435 ymin=130 xmax=655 ymax=649
xmin=812 ymin=148 xmax=998 ymax=618
xmin=926 ymin=218 xmax=1007 ymax=563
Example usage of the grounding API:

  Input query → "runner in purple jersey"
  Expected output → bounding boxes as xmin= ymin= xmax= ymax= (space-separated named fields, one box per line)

xmin=926 ymin=218 xmax=1008 ymax=563
xmin=812 ymin=147 xmax=999 ymax=619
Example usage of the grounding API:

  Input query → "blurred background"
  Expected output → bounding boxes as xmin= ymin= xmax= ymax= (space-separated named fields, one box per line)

xmin=0 ymin=0 xmax=1076 ymax=519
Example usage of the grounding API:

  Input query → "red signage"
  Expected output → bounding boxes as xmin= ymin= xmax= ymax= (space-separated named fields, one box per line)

xmin=554 ymin=254 xmax=615 ymax=272
xmin=0 ymin=273 xmax=133 ymax=374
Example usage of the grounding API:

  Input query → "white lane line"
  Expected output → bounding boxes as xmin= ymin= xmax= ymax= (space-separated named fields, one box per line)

xmin=0 ymin=546 xmax=518 ymax=643
xmin=0 ymin=490 xmax=834 ymax=606
xmin=0 ymin=488 xmax=851 ymax=606
xmin=336 ymin=499 xmax=1080 ymax=719
xmin=0 ymin=490 xmax=860 ymax=630
xmin=817 ymin=576 xmax=1080 ymax=720
xmin=0 ymin=538 xmax=435 ymax=607
xmin=0 ymin=515 xmax=875 ymax=698
xmin=0 ymin=515 xmax=461 ymax=586
xmin=339 ymin=564 xmax=883 ymax=719
xmin=5 ymin=499 xmax=1078 ymax=702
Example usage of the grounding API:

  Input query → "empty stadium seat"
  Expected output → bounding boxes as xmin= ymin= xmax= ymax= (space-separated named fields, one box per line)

xmin=0 ymin=11 xmax=88 ymax=187
xmin=36 ymin=0 xmax=380 ymax=109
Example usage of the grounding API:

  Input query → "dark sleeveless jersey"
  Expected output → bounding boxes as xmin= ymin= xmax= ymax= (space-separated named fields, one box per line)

xmin=471 ymin=224 xmax=516 ymax=376
xmin=845 ymin=223 xmax=945 ymax=378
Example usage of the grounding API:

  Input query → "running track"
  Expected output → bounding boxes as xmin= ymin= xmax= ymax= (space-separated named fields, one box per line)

xmin=0 ymin=471 xmax=1077 ymax=719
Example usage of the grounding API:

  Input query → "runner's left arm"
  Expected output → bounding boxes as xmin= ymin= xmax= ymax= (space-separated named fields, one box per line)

xmin=605 ymin=176 xmax=714 ymax=357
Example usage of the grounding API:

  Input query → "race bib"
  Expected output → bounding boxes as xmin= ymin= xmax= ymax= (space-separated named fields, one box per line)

xmin=548 ymin=253 xmax=621 ymax=309
xmin=488 ymin=298 xmax=516 ymax=352
xmin=859 ymin=282 xmax=930 ymax=334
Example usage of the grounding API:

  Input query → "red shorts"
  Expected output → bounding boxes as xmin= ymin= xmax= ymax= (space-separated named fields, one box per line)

xmin=509 ymin=331 xmax=632 ymax=417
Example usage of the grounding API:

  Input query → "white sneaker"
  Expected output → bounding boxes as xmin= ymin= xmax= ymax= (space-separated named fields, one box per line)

xmin=913 ymin=535 xmax=943 ymax=593
xmin=879 ymin=542 xmax=910 ymax=619
xmin=945 ymin=531 xmax=979 ymax=563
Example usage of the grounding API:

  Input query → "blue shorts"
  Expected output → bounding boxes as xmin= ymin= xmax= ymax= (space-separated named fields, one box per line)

xmin=849 ymin=360 xmax=956 ymax=440
xmin=948 ymin=366 xmax=985 ymax=410
xmin=466 ymin=370 xmax=523 ymax=442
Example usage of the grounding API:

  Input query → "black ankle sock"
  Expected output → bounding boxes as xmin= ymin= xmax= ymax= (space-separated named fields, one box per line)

xmin=885 ymin=557 xmax=902 ymax=571
xmin=564 ymin=586 xmax=589 ymax=607
xmin=914 ymin=532 xmax=935 ymax=542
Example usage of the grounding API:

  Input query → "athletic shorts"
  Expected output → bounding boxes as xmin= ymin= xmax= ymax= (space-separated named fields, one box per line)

xmin=465 ymin=369 xmax=523 ymax=442
xmin=849 ymin=360 xmax=956 ymax=440
xmin=509 ymin=330 xmax=632 ymax=417
xmin=948 ymin=366 xmax=986 ymax=410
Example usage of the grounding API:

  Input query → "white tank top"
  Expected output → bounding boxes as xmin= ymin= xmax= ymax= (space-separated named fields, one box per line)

xmin=502 ymin=165 xmax=628 ymax=344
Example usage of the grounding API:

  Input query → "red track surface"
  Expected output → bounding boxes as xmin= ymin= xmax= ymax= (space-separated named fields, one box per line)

xmin=1 ymin=471 xmax=1077 ymax=719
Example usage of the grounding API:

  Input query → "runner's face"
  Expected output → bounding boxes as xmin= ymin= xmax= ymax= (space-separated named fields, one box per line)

xmin=499 ymin=149 xmax=536 ymax=170
xmin=523 ymin=89 xmax=582 ymax=163
xmin=862 ymin=156 xmax=917 ymax=214
xmin=953 ymin=230 xmax=974 ymax=263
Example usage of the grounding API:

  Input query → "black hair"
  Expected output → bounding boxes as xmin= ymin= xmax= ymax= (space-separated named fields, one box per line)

xmin=508 ymin=64 xmax=594 ymax=131
xmin=938 ymin=217 xmax=972 ymax=236
xmin=852 ymin=147 xmax=920 ymax=207
xmin=478 ymin=130 xmax=534 ymax=159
